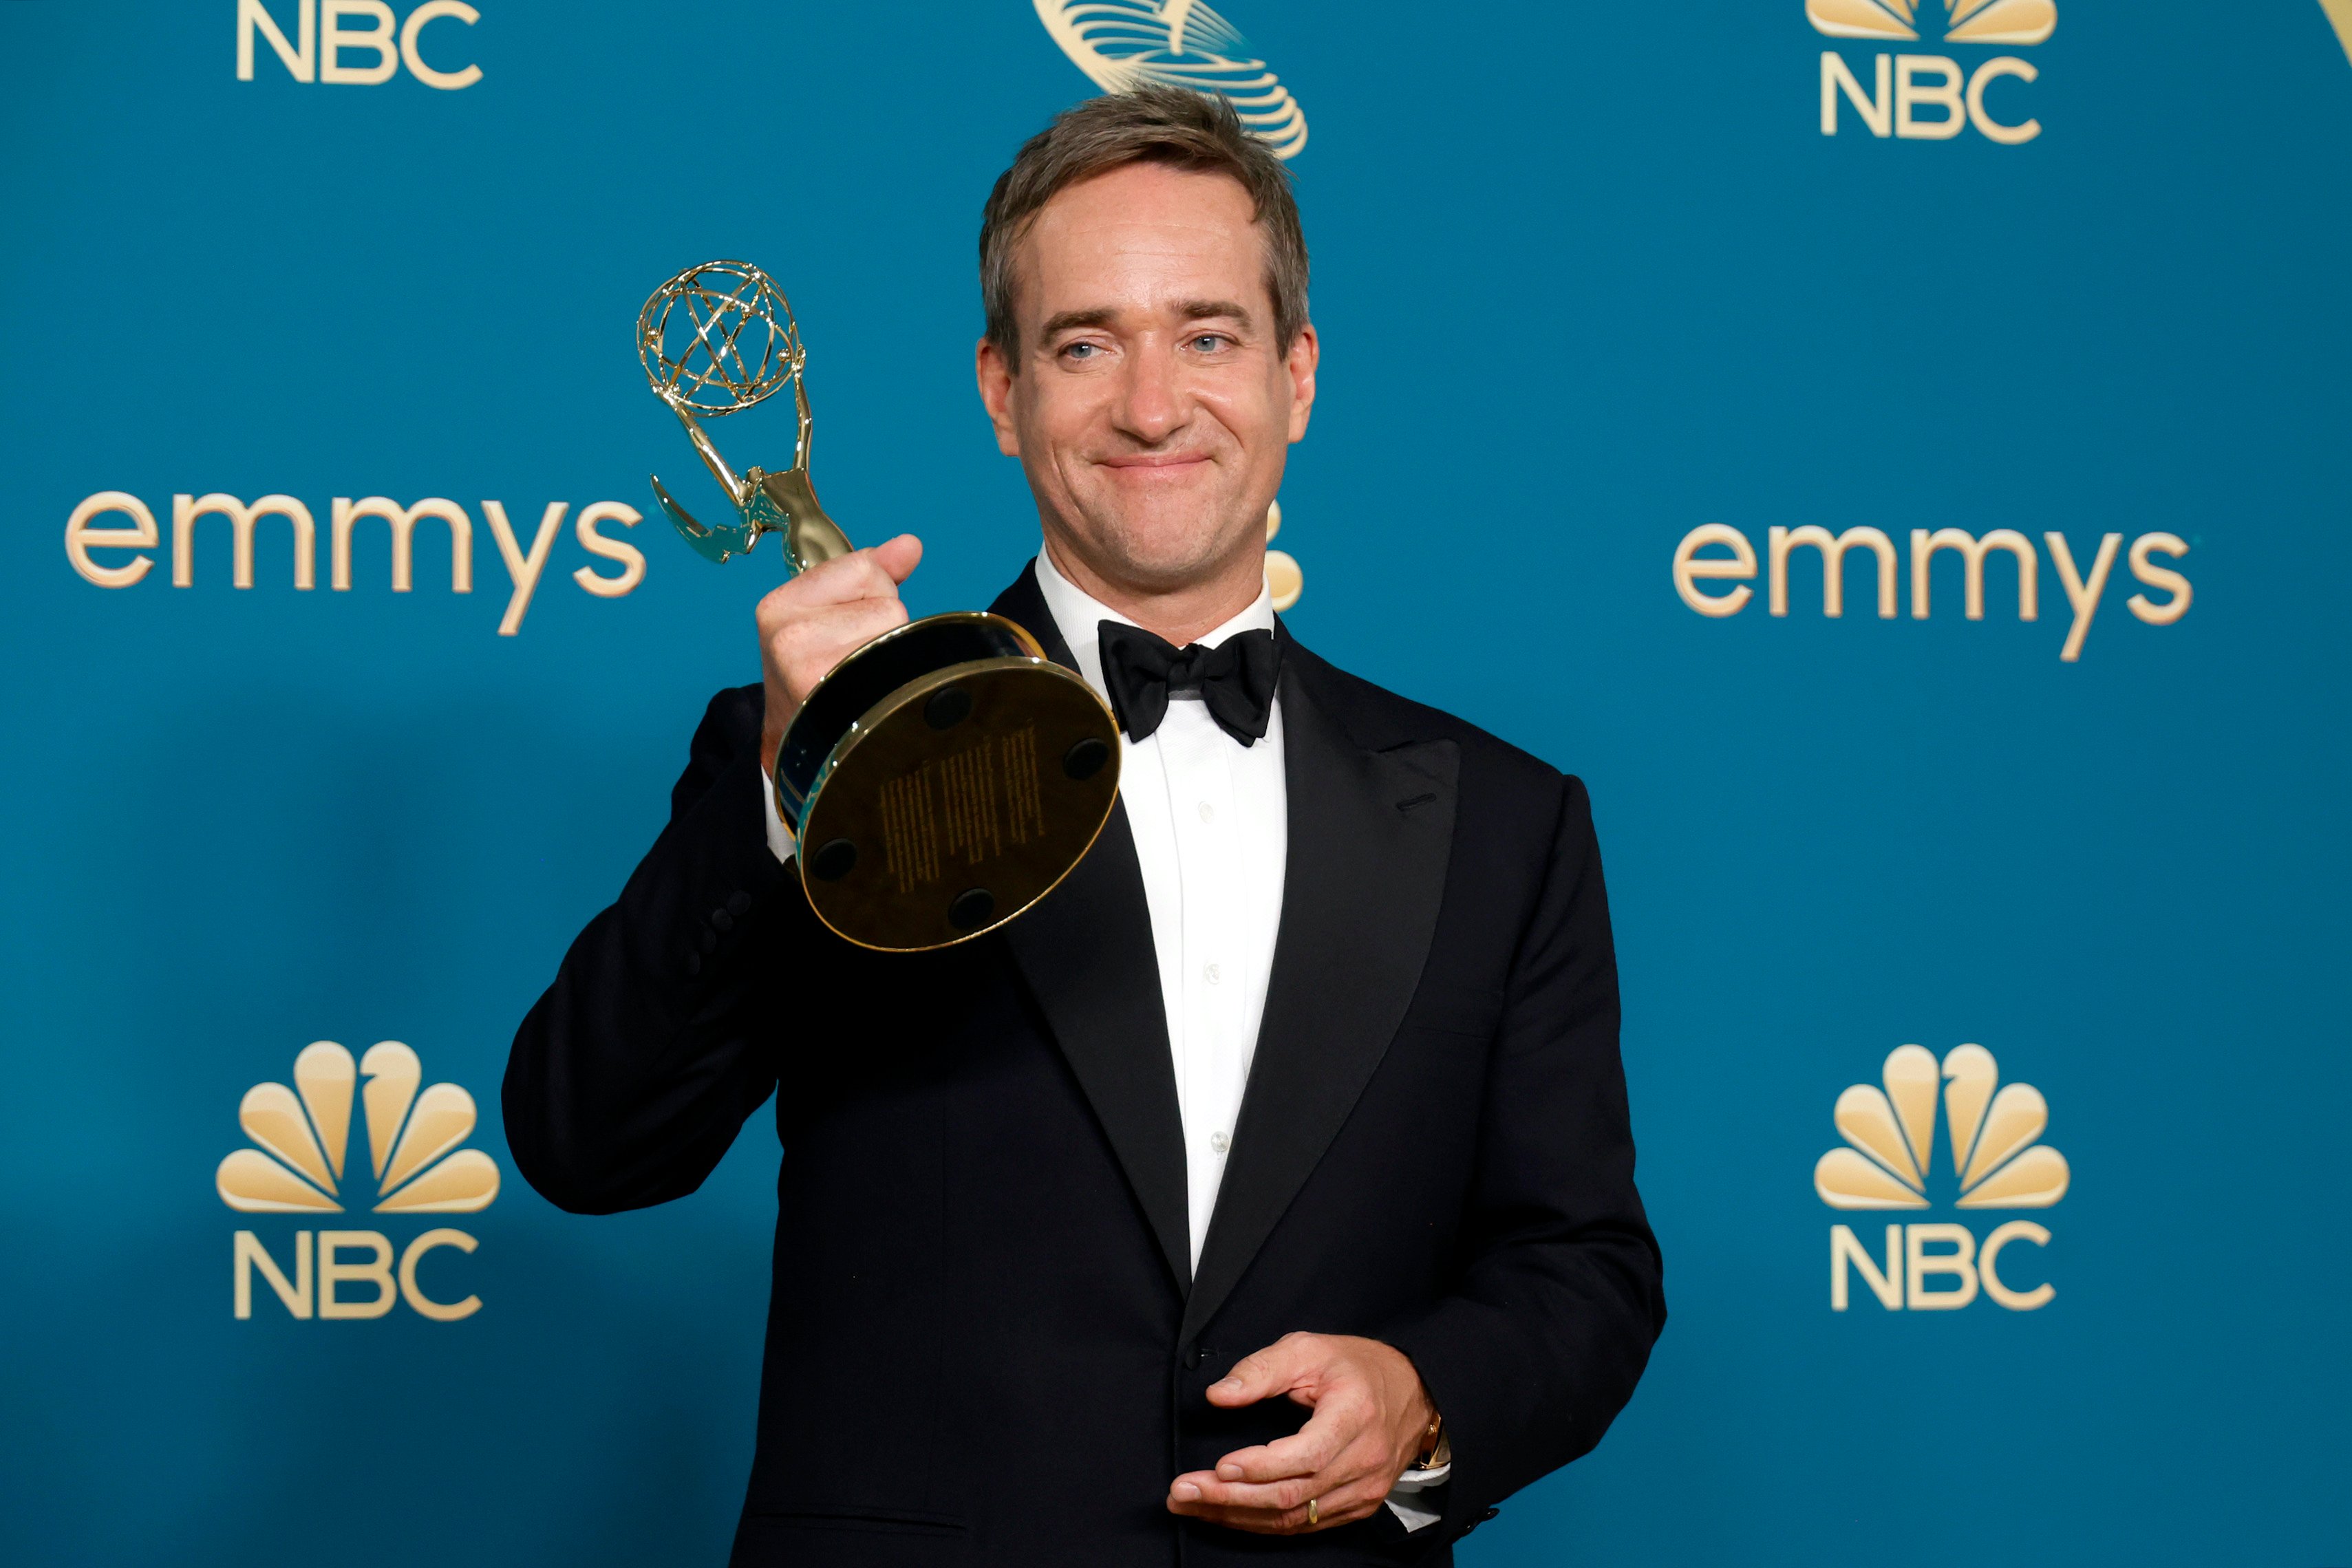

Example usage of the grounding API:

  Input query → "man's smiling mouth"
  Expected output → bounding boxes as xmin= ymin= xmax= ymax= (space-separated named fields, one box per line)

xmin=1099 ymin=452 xmax=1215 ymax=472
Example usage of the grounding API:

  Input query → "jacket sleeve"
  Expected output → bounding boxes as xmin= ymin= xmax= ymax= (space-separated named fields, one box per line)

xmin=1384 ymin=774 xmax=1665 ymax=1543
xmin=502 ymin=685 xmax=805 ymax=1214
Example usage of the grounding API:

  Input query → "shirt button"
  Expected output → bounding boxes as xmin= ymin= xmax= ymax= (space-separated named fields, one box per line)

xmin=1204 ymin=963 xmax=1221 ymax=985
xmin=1210 ymin=1131 xmax=1231 ymax=1154
xmin=1197 ymin=801 xmax=1215 ymax=823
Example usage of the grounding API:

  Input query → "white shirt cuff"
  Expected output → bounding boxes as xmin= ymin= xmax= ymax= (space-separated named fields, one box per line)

xmin=1386 ymin=1462 xmax=1451 ymax=1532
xmin=760 ymin=766 xmax=796 ymax=866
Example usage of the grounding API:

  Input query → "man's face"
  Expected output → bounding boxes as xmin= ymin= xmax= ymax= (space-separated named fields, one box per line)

xmin=978 ymin=162 xmax=1317 ymax=599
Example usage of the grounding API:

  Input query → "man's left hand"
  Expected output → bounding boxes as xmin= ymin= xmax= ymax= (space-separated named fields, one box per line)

xmin=1166 ymin=1332 xmax=1435 ymax=1534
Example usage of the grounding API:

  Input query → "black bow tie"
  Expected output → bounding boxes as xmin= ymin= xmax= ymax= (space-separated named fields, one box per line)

xmin=1097 ymin=622 xmax=1281 ymax=747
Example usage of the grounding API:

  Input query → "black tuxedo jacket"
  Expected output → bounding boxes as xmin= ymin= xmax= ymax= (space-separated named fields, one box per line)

xmin=504 ymin=566 xmax=1664 ymax=1567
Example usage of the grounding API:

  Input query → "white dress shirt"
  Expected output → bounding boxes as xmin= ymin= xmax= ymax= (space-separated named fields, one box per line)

xmin=764 ymin=549 xmax=1446 ymax=1527
xmin=1031 ymin=546 xmax=1288 ymax=1276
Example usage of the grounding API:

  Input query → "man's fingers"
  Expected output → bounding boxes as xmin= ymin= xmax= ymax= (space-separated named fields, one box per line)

xmin=1210 ymin=1357 xmax=1362 ymax=1479
xmin=769 ymin=593 xmax=909 ymax=654
xmin=1176 ymin=1455 xmax=1378 ymax=1514
xmin=1173 ymin=1472 xmax=1320 ymax=1513
xmin=1173 ymin=1335 xmax=1429 ymax=1536
xmin=870 ymin=533 xmax=922 ymax=583
xmin=1166 ymin=1500 xmax=1378 ymax=1536
xmin=1207 ymin=1443 xmax=1298 ymax=1484
xmin=1187 ymin=1424 xmax=1385 ymax=1507
xmin=769 ymin=603 xmax=907 ymax=674
xmin=776 ymin=540 xmax=919 ymax=609
xmin=1207 ymin=1332 xmax=1324 ymax=1407
xmin=1210 ymin=1415 xmax=1345 ymax=1483
xmin=765 ymin=597 xmax=910 ymax=711
xmin=1166 ymin=1468 xmax=1391 ymax=1534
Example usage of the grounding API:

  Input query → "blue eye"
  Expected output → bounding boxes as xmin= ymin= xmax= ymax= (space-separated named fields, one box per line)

xmin=1062 ymin=341 xmax=1100 ymax=360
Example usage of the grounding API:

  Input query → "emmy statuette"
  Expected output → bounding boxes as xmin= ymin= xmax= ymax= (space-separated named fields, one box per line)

xmin=639 ymin=260 xmax=1120 ymax=952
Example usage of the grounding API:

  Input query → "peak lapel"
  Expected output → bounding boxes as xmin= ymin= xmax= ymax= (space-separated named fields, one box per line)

xmin=991 ymin=565 xmax=1191 ymax=1290
xmin=1182 ymin=645 xmax=1459 ymax=1341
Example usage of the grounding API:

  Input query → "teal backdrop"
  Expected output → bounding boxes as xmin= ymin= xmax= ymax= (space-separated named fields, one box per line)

xmin=3 ymin=2 xmax=2347 ymax=1563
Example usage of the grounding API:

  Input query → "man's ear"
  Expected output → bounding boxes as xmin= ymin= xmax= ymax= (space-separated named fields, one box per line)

xmin=975 ymin=338 xmax=1023 ymax=458
xmin=1285 ymin=323 xmax=1319 ymax=444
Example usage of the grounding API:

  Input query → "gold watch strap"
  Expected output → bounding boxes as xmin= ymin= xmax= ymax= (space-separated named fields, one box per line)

xmin=1411 ymin=1413 xmax=1448 ymax=1470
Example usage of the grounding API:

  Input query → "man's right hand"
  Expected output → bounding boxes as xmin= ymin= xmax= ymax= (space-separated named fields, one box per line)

xmin=758 ymin=534 xmax=923 ymax=777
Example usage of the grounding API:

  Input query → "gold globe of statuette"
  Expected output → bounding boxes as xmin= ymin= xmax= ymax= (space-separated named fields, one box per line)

xmin=637 ymin=260 xmax=848 ymax=572
xmin=635 ymin=259 xmax=1122 ymax=952
xmin=638 ymin=261 xmax=801 ymax=416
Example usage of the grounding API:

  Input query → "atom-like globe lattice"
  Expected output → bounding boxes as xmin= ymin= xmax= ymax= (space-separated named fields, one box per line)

xmin=639 ymin=260 xmax=802 ymax=416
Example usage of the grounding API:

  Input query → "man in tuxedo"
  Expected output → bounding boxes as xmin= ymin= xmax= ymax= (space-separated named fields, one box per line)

xmin=505 ymin=86 xmax=1663 ymax=1565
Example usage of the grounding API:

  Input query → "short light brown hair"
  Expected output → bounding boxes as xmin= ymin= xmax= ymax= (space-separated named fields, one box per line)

xmin=979 ymin=85 xmax=1309 ymax=365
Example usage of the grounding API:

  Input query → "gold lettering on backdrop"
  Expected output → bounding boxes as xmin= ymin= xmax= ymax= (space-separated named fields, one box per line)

xmin=220 ymin=1042 xmax=495 ymax=1322
xmin=1670 ymin=524 xmax=2190 ymax=661
xmin=237 ymin=0 xmax=484 ymax=90
xmin=1815 ymin=1045 xmax=2066 ymax=1313
xmin=877 ymin=727 xmax=1045 ymax=894
xmin=67 ymin=490 xmax=644 ymax=636
xmin=1809 ymin=2 xmax=2054 ymax=142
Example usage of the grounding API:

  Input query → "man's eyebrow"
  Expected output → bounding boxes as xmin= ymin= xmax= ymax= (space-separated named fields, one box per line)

xmin=1036 ymin=301 xmax=1258 ymax=340
xmin=1039 ymin=308 xmax=1117 ymax=339
xmin=1177 ymin=299 xmax=1254 ymax=329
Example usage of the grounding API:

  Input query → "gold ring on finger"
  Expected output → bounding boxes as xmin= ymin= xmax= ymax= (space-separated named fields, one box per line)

xmin=1306 ymin=1498 xmax=1319 ymax=1527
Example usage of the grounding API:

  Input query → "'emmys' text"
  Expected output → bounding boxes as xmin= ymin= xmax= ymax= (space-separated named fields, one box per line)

xmin=65 ymin=492 xmax=645 ymax=636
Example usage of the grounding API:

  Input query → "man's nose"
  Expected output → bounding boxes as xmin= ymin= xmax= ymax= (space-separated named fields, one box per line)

xmin=1111 ymin=338 xmax=1186 ymax=444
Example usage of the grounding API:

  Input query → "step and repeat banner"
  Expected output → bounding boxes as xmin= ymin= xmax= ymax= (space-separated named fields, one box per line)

xmin=3 ymin=3 xmax=2346 ymax=1564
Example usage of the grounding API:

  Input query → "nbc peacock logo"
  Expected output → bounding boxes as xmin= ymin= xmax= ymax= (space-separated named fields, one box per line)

xmin=1808 ymin=1 xmax=2055 ymax=144
xmin=1813 ymin=1044 xmax=2068 ymax=1313
xmin=1807 ymin=0 xmax=2055 ymax=45
xmin=1035 ymin=0 xmax=1307 ymax=159
xmin=219 ymin=1040 xmax=498 ymax=1322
